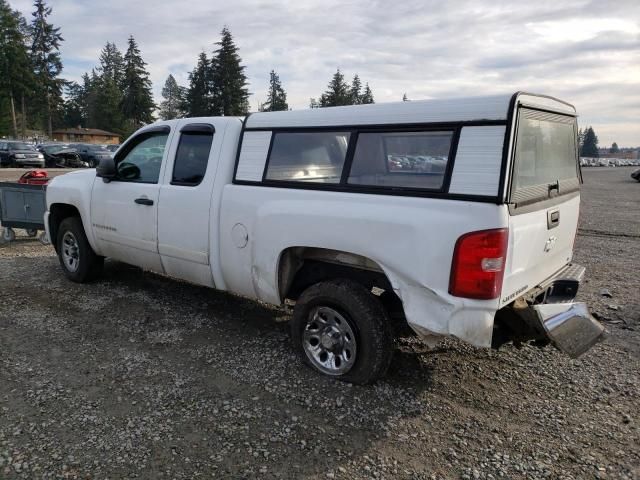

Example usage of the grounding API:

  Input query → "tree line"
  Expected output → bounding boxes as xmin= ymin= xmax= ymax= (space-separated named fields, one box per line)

xmin=0 ymin=0 xmax=378 ymax=141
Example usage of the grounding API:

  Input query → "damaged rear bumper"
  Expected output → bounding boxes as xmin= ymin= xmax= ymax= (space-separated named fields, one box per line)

xmin=531 ymin=302 xmax=606 ymax=358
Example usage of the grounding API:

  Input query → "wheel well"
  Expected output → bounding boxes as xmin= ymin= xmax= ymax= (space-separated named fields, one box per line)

xmin=49 ymin=203 xmax=81 ymax=250
xmin=278 ymin=247 xmax=409 ymax=333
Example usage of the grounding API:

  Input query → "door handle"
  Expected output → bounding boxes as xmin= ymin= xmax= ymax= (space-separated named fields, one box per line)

xmin=547 ymin=210 xmax=560 ymax=229
xmin=134 ymin=197 xmax=154 ymax=206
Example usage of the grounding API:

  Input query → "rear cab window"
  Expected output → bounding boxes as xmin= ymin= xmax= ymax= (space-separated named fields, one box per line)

xmin=510 ymin=108 xmax=579 ymax=206
xmin=172 ymin=124 xmax=215 ymax=186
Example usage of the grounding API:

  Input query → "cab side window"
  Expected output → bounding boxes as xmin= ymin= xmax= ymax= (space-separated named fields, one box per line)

xmin=171 ymin=125 xmax=214 ymax=186
xmin=115 ymin=131 xmax=169 ymax=183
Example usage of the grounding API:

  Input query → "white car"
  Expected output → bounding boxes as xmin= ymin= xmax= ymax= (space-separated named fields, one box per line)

xmin=44 ymin=92 xmax=604 ymax=384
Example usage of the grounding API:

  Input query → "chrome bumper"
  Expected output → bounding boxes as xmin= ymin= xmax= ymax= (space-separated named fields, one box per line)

xmin=532 ymin=302 xmax=606 ymax=358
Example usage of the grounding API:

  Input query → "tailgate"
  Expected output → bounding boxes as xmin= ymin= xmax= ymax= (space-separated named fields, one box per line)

xmin=501 ymin=193 xmax=579 ymax=305
xmin=500 ymin=106 xmax=581 ymax=306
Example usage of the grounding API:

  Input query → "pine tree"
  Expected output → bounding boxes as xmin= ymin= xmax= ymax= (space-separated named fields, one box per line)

xmin=610 ymin=142 xmax=619 ymax=154
xmin=349 ymin=74 xmax=362 ymax=104
xmin=360 ymin=83 xmax=374 ymax=104
xmin=261 ymin=70 xmax=288 ymax=112
xmin=577 ymin=127 xmax=584 ymax=152
xmin=160 ymin=74 xmax=185 ymax=120
xmin=319 ymin=69 xmax=350 ymax=107
xmin=98 ymin=42 xmax=125 ymax=85
xmin=211 ymin=27 xmax=249 ymax=116
xmin=580 ymin=126 xmax=599 ymax=157
xmin=186 ymin=52 xmax=212 ymax=117
xmin=30 ymin=0 xmax=64 ymax=137
xmin=88 ymin=41 xmax=126 ymax=133
xmin=0 ymin=1 xmax=33 ymax=138
xmin=120 ymin=35 xmax=155 ymax=131
xmin=62 ymin=80 xmax=85 ymax=127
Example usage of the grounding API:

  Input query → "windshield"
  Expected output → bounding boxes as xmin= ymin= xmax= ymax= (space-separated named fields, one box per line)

xmin=513 ymin=109 xmax=578 ymax=193
xmin=11 ymin=142 xmax=35 ymax=150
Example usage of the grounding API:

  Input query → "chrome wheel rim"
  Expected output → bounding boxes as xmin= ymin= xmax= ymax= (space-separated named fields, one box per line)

xmin=61 ymin=231 xmax=80 ymax=273
xmin=303 ymin=306 xmax=357 ymax=376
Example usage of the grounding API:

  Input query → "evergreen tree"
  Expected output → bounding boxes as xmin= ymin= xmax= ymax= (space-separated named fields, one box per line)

xmin=610 ymin=142 xmax=619 ymax=154
xmin=580 ymin=126 xmax=599 ymax=157
xmin=577 ymin=127 xmax=584 ymax=152
xmin=98 ymin=41 xmax=125 ymax=85
xmin=211 ymin=27 xmax=249 ymax=116
xmin=349 ymin=74 xmax=362 ymax=104
xmin=81 ymin=71 xmax=98 ymax=126
xmin=261 ymin=70 xmax=288 ymax=112
xmin=61 ymin=80 xmax=85 ymax=127
xmin=159 ymin=74 xmax=185 ymax=120
xmin=120 ymin=35 xmax=155 ymax=131
xmin=0 ymin=1 xmax=33 ymax=138
xmin=30 ymin=0 xmax=64 ymax=137
xmin=360 ymin=83 xmax=374 ymax=104
xmin=319 ymin=69 xmax=350 ymax=107
xmin=89 ymin=41 xmax=126 ymax=133
xmin=186 ymin=52 xmax=212 ymax=117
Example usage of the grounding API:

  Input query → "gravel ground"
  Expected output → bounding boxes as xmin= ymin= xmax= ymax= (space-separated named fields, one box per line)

xmin=0 ymin=167 xmax=638 ymax=479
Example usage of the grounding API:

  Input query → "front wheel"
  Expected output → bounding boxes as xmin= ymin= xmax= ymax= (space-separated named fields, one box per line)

xmin=56 ymin=217 xmax=103 ymax=282
xmin=291 ymin=279 xmax=394 ymax=384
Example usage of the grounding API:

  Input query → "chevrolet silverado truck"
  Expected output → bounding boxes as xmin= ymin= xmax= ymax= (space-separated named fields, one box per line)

xmin=45 ymin=92 xmax=605 ymax=384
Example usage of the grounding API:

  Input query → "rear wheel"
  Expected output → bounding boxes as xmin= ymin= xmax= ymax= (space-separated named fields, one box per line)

xmin=291 ymin=279 xmax=394 ymax=384
xmin=56 ymin=217 xmax=103 ymax=282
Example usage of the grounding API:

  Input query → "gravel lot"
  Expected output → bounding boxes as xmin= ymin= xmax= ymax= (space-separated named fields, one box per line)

xmin=0 ymin=167 xmax=638 ymax=479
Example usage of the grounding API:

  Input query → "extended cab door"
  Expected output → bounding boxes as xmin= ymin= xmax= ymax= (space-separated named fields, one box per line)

xmin=500 ymin=108 xmax=581 ymax=305
xmin=157 ymin=120 xmax=220 ymax=287
xmin=90 ymin=126 xmax=172 ymax=272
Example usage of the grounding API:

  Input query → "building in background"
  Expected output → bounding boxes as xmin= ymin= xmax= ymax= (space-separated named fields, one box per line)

xmin=52 ymin=128 xmax=120 ymax=145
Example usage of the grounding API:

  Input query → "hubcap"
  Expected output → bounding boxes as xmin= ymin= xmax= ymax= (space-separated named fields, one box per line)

xmin=61 ymin=231 xmax=80 ymax=273
xmin=302 ymin=306 xmax=357 ymax=376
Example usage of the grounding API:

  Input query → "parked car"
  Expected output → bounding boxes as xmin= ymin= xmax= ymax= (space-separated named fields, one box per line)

xmin=631 ymin=169 xmax=640 ymax=182
xmin=45 ymin=92 xmax=605 ymax=384
xmin=68 ymin=143 xmax=113 ymax=167
xmin=105 ymin=144 xmax=120 ymax=153
xmin=0 ymin=140 xmax=45 ymax=168
xmin=37 ymin=143 xmax=89 ymax=168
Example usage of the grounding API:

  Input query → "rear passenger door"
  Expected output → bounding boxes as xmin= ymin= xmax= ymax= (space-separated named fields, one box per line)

xmin=157 ymin=120 xmax=219 ymax=287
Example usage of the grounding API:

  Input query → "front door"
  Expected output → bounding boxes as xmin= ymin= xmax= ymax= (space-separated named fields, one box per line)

xmin=90 ymin=127 xmax=171 ymax=272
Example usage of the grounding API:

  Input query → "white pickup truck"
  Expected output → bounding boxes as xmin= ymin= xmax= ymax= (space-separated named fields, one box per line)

xmin=45 ymin=92 xmax=605 ymax=384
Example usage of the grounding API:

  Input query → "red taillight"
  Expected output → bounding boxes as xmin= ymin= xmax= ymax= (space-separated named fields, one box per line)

xmin=449 ymin=228 xmax=508 ymax=300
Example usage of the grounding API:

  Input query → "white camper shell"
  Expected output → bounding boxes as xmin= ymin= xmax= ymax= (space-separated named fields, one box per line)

xmin=45 ymin=92 xmax=604 ymax=384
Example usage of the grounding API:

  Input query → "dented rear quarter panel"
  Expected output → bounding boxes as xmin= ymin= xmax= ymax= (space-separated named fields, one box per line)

xmin=219 ymin=185 xmax=510 ymax=347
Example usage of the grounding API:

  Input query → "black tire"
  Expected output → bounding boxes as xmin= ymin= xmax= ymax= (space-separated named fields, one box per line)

xmin=291 ymin=279 xmax=394 ymax=385
xmin=56 ymin=216 xmax=104 ymax=282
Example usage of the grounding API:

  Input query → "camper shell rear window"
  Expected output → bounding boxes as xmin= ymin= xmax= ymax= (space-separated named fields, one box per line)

xmin=510 ymin=108 xmax=579 ymax=206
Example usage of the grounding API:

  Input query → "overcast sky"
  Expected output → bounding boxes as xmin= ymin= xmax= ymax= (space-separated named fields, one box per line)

xmin=12 ymin=0 xmax=640 ymax=146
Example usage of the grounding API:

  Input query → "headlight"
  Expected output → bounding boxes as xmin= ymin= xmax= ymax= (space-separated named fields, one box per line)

xmin=14 ymin=154 xmax=25 ymax=159
xmin=37 ymin=153 xmax=44 ymax=159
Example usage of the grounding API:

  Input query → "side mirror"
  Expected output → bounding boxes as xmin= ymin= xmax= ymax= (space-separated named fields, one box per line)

xmin=96 ymin=156 xmax=116 ymax=182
